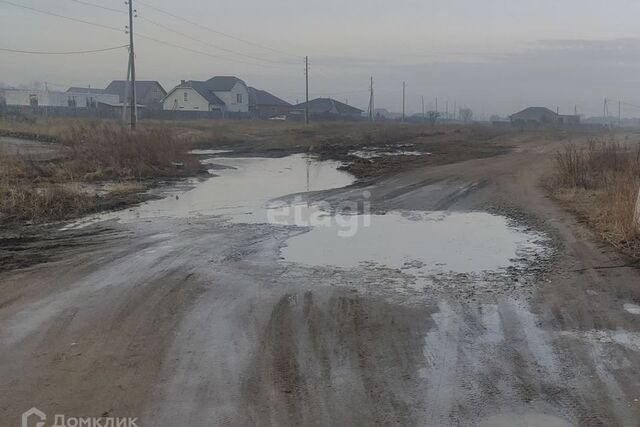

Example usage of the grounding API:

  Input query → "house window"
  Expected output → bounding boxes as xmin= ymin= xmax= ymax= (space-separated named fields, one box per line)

xmin=237 ymin=94 xmax=242 ymax=104
xmin=184 ymin=92 xmax=188 ymax=102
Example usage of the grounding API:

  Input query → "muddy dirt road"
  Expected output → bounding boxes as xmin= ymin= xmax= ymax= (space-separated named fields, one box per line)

xmin=1 ymin=133 xmax=640 ymax=426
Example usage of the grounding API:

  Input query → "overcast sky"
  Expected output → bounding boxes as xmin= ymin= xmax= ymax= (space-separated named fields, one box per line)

xmin=2 ymin=0 xmax=640 ymax=117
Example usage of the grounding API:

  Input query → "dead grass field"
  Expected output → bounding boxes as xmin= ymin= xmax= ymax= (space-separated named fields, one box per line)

xmin=0 ymin=116 xmax=510 ymax=224
xmin=0 ymin=120 xmax=200 ymax=224
xmin=550 ymin=138 xmax=640 ymax=258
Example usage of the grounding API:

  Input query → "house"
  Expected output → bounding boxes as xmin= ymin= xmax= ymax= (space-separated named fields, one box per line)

xmin=4 ymin=88 xmax=119 ymax=108
xmin=291 ymin=98 xmax=364 ymax=120
xmin=510 ymin=107 xmax=580 ymax=127
xmin=104 ymin=80 xmax=167 ymax=109
xmin=248 ymin=87 xmax=291 ymax=118
xmin=162 ymin=76 xmax=249 ymax=114
xmin=66 ymin=87 xmax=106 ymax=95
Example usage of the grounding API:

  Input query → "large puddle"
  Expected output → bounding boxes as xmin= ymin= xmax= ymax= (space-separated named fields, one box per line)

xmin=74 ymin=154 xmax=354 ymax=224
xmin=71 ymin=153 xmax=551 ymax=286
xmin=281 ymin=211 xmax=549 ymax=286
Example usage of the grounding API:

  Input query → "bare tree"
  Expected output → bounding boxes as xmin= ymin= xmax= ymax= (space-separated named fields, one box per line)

xmin=459 ymin=108 xmax=473 ymax=123
xmin=428 ymin=111 xmax=440 ymax=126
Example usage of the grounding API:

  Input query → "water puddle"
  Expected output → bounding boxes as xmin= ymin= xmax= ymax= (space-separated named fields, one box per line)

xmin=70 ymin=154 xmax=354 ymax=226
xmin=349 ymin=149 xmax=428 ymax=159
xmin=624 ymin=303 xmax=640 ymax=315
xmin=67 ymin=154 xmax=551 ymax=288
xmin=189 ymin=149 xmax=232 ymax=155
xmin=280 ymin=211 xmax=549 ymax=287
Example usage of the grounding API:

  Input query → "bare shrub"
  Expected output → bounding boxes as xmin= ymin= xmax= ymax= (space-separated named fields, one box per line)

xmin=554 ymin=144 xmax=590 ymax=188
xmin=552 ymin=138 xmax=640 ymax=255
xmin=60 ymin=124 xmax=200 ymax=180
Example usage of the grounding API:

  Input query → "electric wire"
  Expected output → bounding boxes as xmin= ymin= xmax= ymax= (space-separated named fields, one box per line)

xmin=0 ymin=45 xmax=128 ymax=55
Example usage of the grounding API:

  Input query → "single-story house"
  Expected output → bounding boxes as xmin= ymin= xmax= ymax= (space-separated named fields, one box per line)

xmin=5 ymin=88 xmax=119 ymax=108
xmin=163 ymin=76 xmax=249 ymax=113
xmin=510 ymin=107 xmax=580 ymax=127
xmin=104 ymin=80 xmax=167 ymax=109
xmin=66 ymin=87 xmax=106 ymax=95
xmin=248 ymin=87 xmax=291 ymax=118
xmin=291 ymin=98 xmax=364 ymax=120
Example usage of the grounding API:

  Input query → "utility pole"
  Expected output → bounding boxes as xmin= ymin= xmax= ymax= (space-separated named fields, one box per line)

xmin=574 ymin=104 xmax=577 ymax=116
xmin=402 ymin=81 xmax=406 ymax=122
xmin=305 ymin=56 xmax=309 ymax=125
xmin=618 ymin=100 xmax=622 ymax=127
xmin=127 ymin=0 xmax=137 ymax=129
xmin=122 ymin=52 xmax=131 ymax=123
xmin=445 ymin=101 xmax=449 ymax=120
xmin=421 ymin=96 xmax=425 ymax=124
xmin=368 ymin=76 xmax=374 ymax=122
xmin=453 ymin=101 xmax=457 ymax=120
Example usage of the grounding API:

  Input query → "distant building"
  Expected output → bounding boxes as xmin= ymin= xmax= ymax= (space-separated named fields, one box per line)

xmin=104 ymin=80 xmax=167 ymax=109
xmin=374 ymin=108 xmax=403 ymax=120
xmin=248 ymin=87 xmax=291 ymax=118
xmin=291 ymin=98 xmax=364 ymax=120
xmin=163 ymin=76 xmax=249 ymax=113
xmin=510 ymin=107 xmax=580 ymax=127
xmin=4 ymin=88 xmax=119 ymax=108
xmin=66 ymin=87 xmax=107 ymax=95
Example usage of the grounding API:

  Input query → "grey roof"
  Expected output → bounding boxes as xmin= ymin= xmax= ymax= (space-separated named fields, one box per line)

xmin=205 ymin=76 xmax=246 ymax=92
xmin=511 ymin=107 xmax=558 ymax=118
xmin=179 ymin=81 xmax=225 ymax=105
xmin=104 ymin=80 xmax=166 ymax=104
xmin=66 ymin=87 xmax=105 ymax=94
xmin=294 ymin=98 xmax=363 ymax=115
xmin=248 ymin=87 xmax=291 ymax=107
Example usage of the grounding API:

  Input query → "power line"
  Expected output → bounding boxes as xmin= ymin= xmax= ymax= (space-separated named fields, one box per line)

xmin=0 ymin=45 xmax=128 ymax=55
xmin=64 ymin=0 xmax=295 ymax=66
xmin=137 ymin=15 xmax=293 ymax=66
xmin=1 ymin=0 xmax=285 ymax=68
xmin=67 ymin=0 xmax=126 ymax=14
xmin=135 ymin=33 xmax=281 ymax=68
xmin=135 ymin=0 xmax=299 ymax=58
xmin=0 ymin=0 xmax=124 ymax=32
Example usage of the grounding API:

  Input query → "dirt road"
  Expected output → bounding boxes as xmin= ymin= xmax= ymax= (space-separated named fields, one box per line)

xmin=1 ymin=132 xmax=639 ymax=426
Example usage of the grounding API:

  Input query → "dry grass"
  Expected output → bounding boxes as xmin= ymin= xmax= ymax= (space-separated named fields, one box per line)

xmin=0 ymin=121 xmax=201 ymax=224
xmin=60 ymin=123 xmax=200 ymax=180
xmin=551 ymin=139 xmax=640 ymax=257
xmin=0 ymin=116 xmax=506 ymax=224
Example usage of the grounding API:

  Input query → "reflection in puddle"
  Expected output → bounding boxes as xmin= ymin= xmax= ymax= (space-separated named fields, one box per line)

xmin=281 ymin=211 xmax=549 ymax=283
xmin=70 ymin=155 xmax=354 ymax=226
xmin=624 ymin=303 xmax=640 ymax=315
xmin=349 ymin=149 xmax=427 ymax=159
xmin=188 ymin=149 xmax=232 ymax=155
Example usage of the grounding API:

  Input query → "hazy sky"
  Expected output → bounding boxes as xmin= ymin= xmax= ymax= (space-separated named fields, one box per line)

xmin=2 ymin=0 xmax=640 ymax=116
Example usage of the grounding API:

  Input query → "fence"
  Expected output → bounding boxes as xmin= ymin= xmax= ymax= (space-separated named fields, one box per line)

xmin=0 ymin=105 xmax=253 ymax=122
